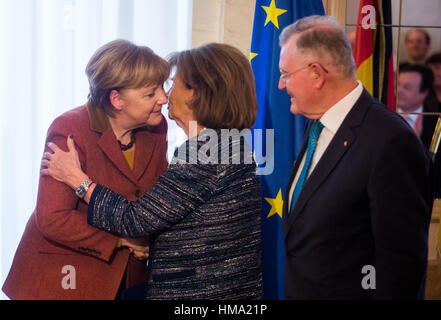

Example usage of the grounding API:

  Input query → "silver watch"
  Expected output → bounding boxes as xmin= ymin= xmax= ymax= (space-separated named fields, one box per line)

xmin=75 ymin=179 xmax=93 ymax=198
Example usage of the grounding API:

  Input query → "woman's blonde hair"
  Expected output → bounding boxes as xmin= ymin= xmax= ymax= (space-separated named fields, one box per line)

xmin=86 ymin=39 xmax=170 ymax=117
xmin=168 ymin=43 xmax=258 ymax=130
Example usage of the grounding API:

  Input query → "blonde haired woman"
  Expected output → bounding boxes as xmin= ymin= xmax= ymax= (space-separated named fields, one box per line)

xmin=3 ymin=39 xmax=169 ymax=300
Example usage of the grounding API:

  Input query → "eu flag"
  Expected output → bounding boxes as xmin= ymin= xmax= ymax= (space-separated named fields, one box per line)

xmin=250 ymin=0 xmax=325 ymax=299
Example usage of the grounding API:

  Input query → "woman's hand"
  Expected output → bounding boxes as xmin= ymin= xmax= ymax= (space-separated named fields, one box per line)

xmin=121 ymin=238 xmax=150 ymax=261
xmin=41 ymin=135 xmax=89 ymax=190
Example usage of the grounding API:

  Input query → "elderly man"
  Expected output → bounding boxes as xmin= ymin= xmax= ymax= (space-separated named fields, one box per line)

xmin=279 ymin=15 xmax=431 ymax=299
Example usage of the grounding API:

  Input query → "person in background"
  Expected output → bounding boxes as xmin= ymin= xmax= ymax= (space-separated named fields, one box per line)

xmin=2 ymin=39 xmax=170 ymax=300
xmin=426 ymin=52 xmax=441 ymax=114
xmin=426 ymin=52 xmax=441 ymax=198
xmin=397 ymin=64 xmax=434 ymax=147
xmin=400 ymin=28 xmax=431 ymax=69
xmin=41 ymin=42 xmax=263 ymax=300
xmin=278 ymin=15 xmax=431 ymax=299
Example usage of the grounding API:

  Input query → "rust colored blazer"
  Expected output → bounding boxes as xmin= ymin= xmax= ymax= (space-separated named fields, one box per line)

xmin=2 ymin=104 xmax=168 ymax=300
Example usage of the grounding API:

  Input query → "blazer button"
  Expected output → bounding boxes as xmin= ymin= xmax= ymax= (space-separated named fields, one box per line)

xmin=135 ymin=189 xmax=142 ymax=197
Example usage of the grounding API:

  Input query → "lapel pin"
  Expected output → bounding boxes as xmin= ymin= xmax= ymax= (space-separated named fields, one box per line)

xmin=344 ymin=141 xmax=348 ymax=147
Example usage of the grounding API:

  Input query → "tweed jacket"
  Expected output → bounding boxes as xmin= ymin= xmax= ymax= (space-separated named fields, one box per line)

xmin=88 ymin=129 xmax=263 ymax=299
xmin=2 ymin=105 xmax=168 ymax=300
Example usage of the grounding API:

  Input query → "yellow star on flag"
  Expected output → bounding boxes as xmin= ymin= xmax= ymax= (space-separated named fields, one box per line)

xmin=253 ymin=151 xmax=259 ymax=167
xmin=261 ymin=0 xmax=287 ymax=29
xmin=265 ymin=189 xmax=284 ymax=219
xmin=249 ymin=52 xmax=258 ymax=62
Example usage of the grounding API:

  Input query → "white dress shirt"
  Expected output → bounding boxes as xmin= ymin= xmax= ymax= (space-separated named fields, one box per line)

xmin=397 ymin=106 xmax=423 ymax=129
xmin=288 ymin=81 xmax=364 ymax=210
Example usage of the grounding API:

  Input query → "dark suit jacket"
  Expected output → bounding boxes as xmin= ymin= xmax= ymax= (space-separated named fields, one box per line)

xmin=421 ymin=91 xmax=441 ymax=197
xmin=2 ymin=105 xmax=168 ymax=299
xmin=282 ymin=89 xmax=431 ymax=299
xmin=420 ymin=91 xmax=441 ymax=149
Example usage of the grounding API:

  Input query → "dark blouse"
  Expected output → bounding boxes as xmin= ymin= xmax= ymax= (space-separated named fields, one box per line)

xmin=87 ymin=129 xmax=263 ymax=299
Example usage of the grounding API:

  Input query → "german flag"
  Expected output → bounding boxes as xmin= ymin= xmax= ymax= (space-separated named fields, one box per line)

xmin=354 ymin=0 xmax=395 ymax=111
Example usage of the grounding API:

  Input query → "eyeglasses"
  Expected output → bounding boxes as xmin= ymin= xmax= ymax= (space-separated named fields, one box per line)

xmin=280 ymin=62 xmax=329 ymax=82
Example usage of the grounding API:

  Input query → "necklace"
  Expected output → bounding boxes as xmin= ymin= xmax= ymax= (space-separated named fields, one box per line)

xmin=118 ymin=132 xmax=135 ymax=151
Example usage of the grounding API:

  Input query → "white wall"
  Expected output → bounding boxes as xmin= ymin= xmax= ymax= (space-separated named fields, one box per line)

xmin=191 ymin=0 xmax=255 ymax=56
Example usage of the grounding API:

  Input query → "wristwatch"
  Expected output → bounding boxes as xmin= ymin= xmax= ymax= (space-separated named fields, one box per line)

xmin=75 ymin=178 xmax=93 ymax=198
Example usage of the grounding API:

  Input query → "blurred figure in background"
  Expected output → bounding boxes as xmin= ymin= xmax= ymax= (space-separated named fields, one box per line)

xmin=426 ymin=52 xmax=441 ymax=113
xmin=397 ymin=64 xmax=434 ymax=147
xmin=426 ymin=52 xmax=441 ymax=198
xmin=400 ymin=29 xmax=431 ymax=69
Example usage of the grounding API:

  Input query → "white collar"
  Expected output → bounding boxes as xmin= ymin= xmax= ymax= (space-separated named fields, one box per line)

xmin=398 ymin=106 xmax=423 ymax=121
xmin=320 ymin=80 xmax=363 ymax=135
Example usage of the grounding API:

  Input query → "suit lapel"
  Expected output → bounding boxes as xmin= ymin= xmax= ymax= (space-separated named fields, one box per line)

xmin=285 ymin=126 xmax=356 ymax=230
xmin=284 ymin=89 xmax=373 ymax=236
xmin=88 ymin=104 xmax=161 ymax=184
xmin=97 ymin=128 xmax=138 ymax=184
xmin=132 ymin=129 xmax=158 ymax=181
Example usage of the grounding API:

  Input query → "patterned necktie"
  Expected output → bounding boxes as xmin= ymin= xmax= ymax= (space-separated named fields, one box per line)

xmin=289 ymin=120 xmax=324 ymax=214
xmin=413 ymin=114 xmax=423 ymax=137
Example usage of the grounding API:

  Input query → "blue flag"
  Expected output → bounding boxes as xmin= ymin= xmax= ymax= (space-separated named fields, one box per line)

xmin=250 ymin=0 xmax=325 ymax=300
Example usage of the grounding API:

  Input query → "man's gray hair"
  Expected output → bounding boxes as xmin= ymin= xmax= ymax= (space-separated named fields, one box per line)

xmin=279 ymin=15 xmax=355 ymax=78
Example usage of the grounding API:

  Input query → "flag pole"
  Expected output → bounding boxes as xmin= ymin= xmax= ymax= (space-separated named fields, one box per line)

xmin=429 ymin=117 xmax=441 ymax=161
xmin=395 ymin=0 xmax=403 ymax=112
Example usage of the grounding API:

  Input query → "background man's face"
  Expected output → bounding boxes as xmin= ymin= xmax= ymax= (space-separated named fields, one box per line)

xmin=397 ymin=71 xmax=428 ymax=112
xmin=405 ymin=30 xmax=430 ymax=62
